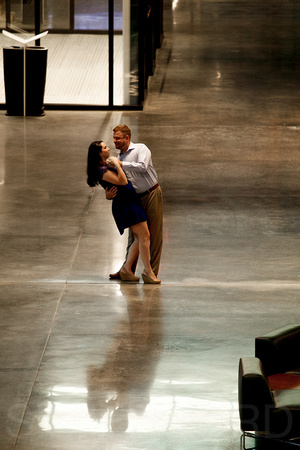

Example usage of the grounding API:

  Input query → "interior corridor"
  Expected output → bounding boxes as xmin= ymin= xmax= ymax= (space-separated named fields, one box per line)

xmin=0 ymin=0 xmax=300 ymax=449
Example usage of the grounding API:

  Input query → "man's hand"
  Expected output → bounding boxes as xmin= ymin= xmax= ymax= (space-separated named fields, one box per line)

xmin=107 ymin=156 xmax=119 ymax=167
xmin=106 ymin=186 xmax=118 ymax=199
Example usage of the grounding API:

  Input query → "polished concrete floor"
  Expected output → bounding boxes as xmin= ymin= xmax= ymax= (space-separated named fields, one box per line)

xmin=1 ymin=1 xmax=300 ymax=449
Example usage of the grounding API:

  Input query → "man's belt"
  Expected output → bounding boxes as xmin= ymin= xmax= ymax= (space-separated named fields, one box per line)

xmin=139 ymin=183 xmax=159 ymax=198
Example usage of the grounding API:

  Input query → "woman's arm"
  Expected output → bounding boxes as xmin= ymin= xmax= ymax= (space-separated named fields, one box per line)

xmin=102 ymin=157 xmax=128 ymax=185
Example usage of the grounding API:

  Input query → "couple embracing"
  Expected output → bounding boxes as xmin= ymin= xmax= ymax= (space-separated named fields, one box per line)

xmin=87 ymin=124 xmax=163 ymax=284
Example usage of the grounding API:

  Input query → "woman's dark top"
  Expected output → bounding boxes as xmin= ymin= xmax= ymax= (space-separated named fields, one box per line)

xmin=98 ymin=165 xmax=148 ymax=235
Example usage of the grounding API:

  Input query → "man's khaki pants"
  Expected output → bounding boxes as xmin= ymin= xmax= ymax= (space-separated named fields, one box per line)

xmin=126 ymin=186 xmax=163 ymax=276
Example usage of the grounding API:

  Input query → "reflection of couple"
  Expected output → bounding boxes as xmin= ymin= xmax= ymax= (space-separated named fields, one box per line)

xmin=87 ymin=124 xmax=163 ymax=284
xmin=87 ymin=286 xmax=162 ymax=432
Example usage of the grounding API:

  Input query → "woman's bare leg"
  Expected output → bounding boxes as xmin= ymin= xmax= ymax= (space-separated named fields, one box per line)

xmin=122 ymin=235 xmax=139 ymax=275
xmin=130 ymin=222 xmax=160 ymax=282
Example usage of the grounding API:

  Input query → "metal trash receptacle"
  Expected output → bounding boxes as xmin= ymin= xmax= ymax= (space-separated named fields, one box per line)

xmin=3 ymin=46 xmax=48 ymax=116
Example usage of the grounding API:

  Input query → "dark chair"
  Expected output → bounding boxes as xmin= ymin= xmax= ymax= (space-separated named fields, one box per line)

xmin=255 ymin=324 xmax=300 ymax=377
xmin=239 ymin=357 xmax=300 ymax=449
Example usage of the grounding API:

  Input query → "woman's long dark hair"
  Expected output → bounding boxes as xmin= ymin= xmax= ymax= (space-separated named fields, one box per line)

xmin=87 ymin=141 xmax=103 ymax=187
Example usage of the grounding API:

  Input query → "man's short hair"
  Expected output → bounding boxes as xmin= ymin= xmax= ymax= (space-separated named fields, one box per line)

xmin=113 ymin=124 xmax=131 ymax=140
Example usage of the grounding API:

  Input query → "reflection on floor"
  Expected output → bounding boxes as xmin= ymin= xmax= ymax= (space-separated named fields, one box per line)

xmin=0 ymin=0 xmax=300 ymax=449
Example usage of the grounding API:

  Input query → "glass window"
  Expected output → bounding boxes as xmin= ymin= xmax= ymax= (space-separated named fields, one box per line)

xmin=114 ymin=0 xmax=139 ymax=106
xmin=129 ymin=0 xmax=139 ymax=106
xmin=0 ymin=1 xmax=6 ymax=29
xmin=43 ymin=33 xmax=109 ymax=105
xmin=44 ymin=0 xmax=70 ymax=31
xmin=74 ymin=0 xmax=122 ymax=32
xmin=0 ymin=0 xmax=143 ymax=107
xmin=4 ymin=0 xmax=35 ymax=30
xmin=114 ymin=0 xmax=123 ymax=105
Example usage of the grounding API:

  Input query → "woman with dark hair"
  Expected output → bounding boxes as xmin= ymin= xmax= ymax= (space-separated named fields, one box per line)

xmin=87 ymin=140 xmax=161 ymax=284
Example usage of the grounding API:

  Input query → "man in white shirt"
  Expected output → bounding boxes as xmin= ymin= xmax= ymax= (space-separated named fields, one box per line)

xmin=107 ymin=124 xmax=163 ymax=279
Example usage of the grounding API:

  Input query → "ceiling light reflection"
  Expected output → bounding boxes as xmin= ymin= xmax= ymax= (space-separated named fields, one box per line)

xmin=160 ymin=380 xmax=209 ymax=385
xmin=172 ymin=0 xmax=179 ymax=10
xmin=49 ymin=386 xmax=88 ymax=395
xmin=39 ymin=385 xmax=239 ymax=433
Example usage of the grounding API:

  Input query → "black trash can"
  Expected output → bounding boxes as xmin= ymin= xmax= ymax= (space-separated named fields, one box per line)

xmin=3 ymin=46 xmax=48 ymax=116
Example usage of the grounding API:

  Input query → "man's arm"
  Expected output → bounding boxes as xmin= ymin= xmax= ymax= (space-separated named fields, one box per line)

xmin=121 ymin=144 xmax=151 ymax=172
xmin=106 ymin=186 xmax=118 ymax=199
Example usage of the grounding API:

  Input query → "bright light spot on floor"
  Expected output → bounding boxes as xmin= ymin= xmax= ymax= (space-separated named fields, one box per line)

xmin=49 ymin=386 xmax=88 ymax=395
xmin=38 ymin=385 xmax=239 ymax=433
xmin=160 ymin=379 xmax=209 ymax=385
